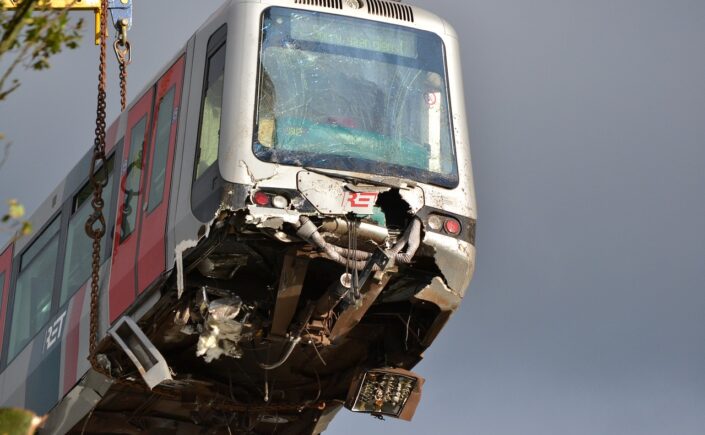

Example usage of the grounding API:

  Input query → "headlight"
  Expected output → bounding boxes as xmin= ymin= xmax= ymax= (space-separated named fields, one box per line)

xmin=271 ymin=194 xmax=289 ymax=209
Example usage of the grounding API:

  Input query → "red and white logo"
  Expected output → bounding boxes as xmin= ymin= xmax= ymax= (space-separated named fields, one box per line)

xmin=343 ymin=192 xmax=378 ymax=213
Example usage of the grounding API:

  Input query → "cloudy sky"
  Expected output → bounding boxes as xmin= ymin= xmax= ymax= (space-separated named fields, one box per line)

xmin=1 ymin=1 xmax=704 ymax=434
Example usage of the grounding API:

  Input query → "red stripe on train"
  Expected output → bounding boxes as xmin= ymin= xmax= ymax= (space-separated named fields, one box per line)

xmin=0 ymin=245 xmax=13 ymax=353
xmin=63 ymin=284 xmax=87 ymax=394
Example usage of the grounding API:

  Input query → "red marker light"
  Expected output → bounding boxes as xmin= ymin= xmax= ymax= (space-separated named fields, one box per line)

xmin=253 ymin=191 xmax=270 ymax=206
xmin=444 ymin=218 xmax=461 ymax=235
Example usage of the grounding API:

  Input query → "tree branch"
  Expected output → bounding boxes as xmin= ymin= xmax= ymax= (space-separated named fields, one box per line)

xmin=0 ymin=0 xmax=41 ymax=55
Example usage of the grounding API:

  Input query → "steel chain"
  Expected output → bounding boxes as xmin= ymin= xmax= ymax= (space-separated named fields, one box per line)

xmin=114 ymin=19 xmax=131 ymax=111
xmin=85 ymin=0 xmax=111 ymax=379
xmin=119 ymin=59 xmax=127 ymax=110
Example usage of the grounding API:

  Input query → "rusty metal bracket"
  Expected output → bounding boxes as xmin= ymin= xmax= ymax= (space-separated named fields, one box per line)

xmin=350 ymin=248 xmax=390 ymax=299
xmin=329 ymin=271 xmax=392 ymax=342
xmin=270 ymin=250 xmax=310 ymax=337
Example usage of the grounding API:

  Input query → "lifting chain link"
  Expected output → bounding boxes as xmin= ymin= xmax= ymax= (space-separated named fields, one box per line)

xmin=85 ymin=0 xmax=112 ymax=379
xmin=114 ymin=18 xmax=131 ymax=111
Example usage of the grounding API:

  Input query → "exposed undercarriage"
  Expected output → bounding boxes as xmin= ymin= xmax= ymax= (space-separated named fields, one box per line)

xmin=69 ymin=178 xmax=468 ymax=434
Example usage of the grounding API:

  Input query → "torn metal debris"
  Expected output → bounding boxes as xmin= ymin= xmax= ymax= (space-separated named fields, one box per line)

xmin=148 ymin=166 xmax=475 ymax=426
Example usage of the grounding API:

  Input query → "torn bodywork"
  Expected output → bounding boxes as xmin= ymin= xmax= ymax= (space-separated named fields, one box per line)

xmin=84 ymin=169 xmax=474 ymax=434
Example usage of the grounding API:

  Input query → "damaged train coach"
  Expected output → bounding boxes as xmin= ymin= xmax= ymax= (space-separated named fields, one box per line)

xmin=0 ymin=0 xmax=476 ymax=433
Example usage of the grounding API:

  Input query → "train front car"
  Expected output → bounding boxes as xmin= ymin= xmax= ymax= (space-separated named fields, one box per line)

xmin=91 ymin=1 xmax=475 ymax=433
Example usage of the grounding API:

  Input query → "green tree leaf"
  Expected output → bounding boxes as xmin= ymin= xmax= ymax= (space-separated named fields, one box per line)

xmin=0 ymin=408 xmax=45 ymax=435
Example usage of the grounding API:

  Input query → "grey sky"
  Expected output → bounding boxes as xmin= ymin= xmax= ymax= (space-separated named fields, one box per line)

xmin=1 ymin=1 xmax=704 ymax=434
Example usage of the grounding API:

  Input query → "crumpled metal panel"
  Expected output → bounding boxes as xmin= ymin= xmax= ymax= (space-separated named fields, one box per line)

xmin=412 ymin=277 xmax=462 ymax=346
xmin=297 ymin=170 xmax=388 ymax=215
xmin=423 ymin=232 xmax=476 ymax=296
xmin=398 ymin=186 xmax=426 ymax=213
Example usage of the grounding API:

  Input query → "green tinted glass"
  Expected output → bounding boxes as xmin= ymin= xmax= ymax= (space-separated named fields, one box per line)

xmin=195 ymin=42 xmax=226 ymax=179
xmin=60 ymin=158 xmax=115 ymax=305
xmin=8 ymin=218 xmax=60 ymax=360
xmin=148 ymin=88 xmax=175 ymax=212
xmin=121 ymin=116 xmax=147 ymax=240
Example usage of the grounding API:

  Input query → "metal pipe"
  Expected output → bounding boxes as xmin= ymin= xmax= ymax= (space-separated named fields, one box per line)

xmin=314 ymin=273 xmax=352 ymax=317
xmin=319 ymin=219 xmax=389 ymax=245
xmin=295 ymin=216 xmax=422 ymax=270
xmin=297 ymin=217 xmax=371 ymax=270
xmin=259 ymin=337 xmax=302 ymax=370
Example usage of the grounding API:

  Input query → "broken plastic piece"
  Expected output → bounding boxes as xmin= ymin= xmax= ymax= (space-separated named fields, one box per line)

xmin=109 ymin=316 xmax=172 ymax=389
xmin=196 ymin=296 xmax=247 ymax=362
xmin=175 ymin=238 xmax=200 ymax=299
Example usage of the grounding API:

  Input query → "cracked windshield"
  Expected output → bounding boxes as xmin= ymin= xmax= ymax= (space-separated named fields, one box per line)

xmin=255 ymin=7 xmax=458 ymax=187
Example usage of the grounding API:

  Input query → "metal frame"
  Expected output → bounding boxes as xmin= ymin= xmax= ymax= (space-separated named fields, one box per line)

xmin=108 ymin=316 xmax=172 ymax=389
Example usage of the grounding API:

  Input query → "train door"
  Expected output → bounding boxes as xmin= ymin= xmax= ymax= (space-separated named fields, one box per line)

xmin=137 ymin=57 xmax=185 ymax=292
xmin=0 ymin=246 xmax=12 ymax=357
xmin=109 ymin=88 xmax=154 ymax=322
xmin=109 ymin=58 xmax=185 ymax=322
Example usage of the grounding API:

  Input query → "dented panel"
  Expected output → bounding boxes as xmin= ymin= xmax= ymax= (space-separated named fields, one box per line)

xmin=297 ymin=170 xmax=388 ymax=215
xmin=423 ymin=232 xmax=476 ymax=296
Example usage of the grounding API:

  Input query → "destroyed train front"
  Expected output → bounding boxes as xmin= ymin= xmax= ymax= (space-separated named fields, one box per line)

xmin=74 ymin=1 xmax=476 ymax=432
xmin=180 ymin=1 xmax=470 ymax=420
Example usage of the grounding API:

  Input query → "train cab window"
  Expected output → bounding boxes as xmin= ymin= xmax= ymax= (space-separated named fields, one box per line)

xmin=8 ymin=217 xmax=61 ymax=360
xmin=60 ymin=158 xmax=115 ymax=305
xmin=147 ymin=87 xmax=176 ymax=213
xmin=195 ymin=26 xmax=226 ymax=180
xmin=121 ymin=116 xmax=148 ymax=240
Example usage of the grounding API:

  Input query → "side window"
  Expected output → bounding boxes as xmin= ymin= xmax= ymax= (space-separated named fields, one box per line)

xmin=194 ymin=26 xmax=227 ymax=180
xmin=60 ymin=157 xmax=115 ymax=305
xmin=8 ymin=217 xmax=61 ymax=360
xmin=121 ymin=116 xmax=148 ymax=240
xmin=147 ymin=87 xmax=176 ymax=213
